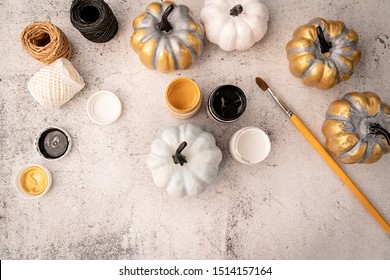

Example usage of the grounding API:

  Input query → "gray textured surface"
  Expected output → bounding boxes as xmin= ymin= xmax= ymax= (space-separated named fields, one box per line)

xmin=0 ymin=0 xmax=389 ymax=260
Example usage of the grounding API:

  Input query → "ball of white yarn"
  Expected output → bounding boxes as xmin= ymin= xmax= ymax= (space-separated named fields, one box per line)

xmin=27 ymin=58 xmax=85 ymax=108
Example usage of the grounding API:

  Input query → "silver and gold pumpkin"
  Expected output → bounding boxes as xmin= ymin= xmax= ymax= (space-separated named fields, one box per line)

xmin=131 ymin=1 xmax=204 ymax=73
xmin=322 ymin=92 xmax=390 ymax=164
xmin=286 ymin=18 xmax=361 ymax=90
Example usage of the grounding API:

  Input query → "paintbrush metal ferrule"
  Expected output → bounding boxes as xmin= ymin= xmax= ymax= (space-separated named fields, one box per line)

xmin=266 ymin=88 xmax=294 ymax=118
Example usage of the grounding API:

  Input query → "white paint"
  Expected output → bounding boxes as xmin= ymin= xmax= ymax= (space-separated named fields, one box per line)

xmin=229 ymin=127 xmax=271 ymax=165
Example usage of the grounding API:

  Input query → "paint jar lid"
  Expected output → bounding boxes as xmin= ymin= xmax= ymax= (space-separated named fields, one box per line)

xmin=87 ymin=90 xmax=122 ymax=124
xmin=208 ymin=85 xmax=247 ymax=123
xmin=35 ymin=127 xmax=72 ymax=161
xmin=14 ymin=164 xmax=53 ymax=199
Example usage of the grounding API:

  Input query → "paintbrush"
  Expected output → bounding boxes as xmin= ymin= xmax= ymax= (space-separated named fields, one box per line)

xmin=255 ymin=77 xmax=390 ymax=235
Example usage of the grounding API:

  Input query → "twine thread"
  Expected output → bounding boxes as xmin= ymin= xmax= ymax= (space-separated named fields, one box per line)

xmin=70 ymin=0 xmax=118 ymax=43
xmin=28 ymin=58 xmax=85 ymax=109
xmin=21 ymin=21 xmax=71 ymax=65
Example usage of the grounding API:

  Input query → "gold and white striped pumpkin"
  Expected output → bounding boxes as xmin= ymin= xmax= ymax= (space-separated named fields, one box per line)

xmin=322 ymin=92 xmax=390 ymax=164
xmin=131 ymin=1 xmax=204 ymax=73
xmin=286 ymin=18 xmax=361 ymax=90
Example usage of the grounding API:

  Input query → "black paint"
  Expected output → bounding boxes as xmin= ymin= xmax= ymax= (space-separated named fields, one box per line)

xmin=230 ymin=4 xmax=243 ymax=17
xmin=172 ymin=141 xmax=187 ymax=166
xmin=156 ymin=4 xmax=174 ymax=33
xmin=369 ymin=123 xmax=390 ymax=145
xmin=209 ymin=85 xmax=247 ymax=122
xmin=316 ymin=26 xmax=332 ymax=54
xmin=38 ymin=128 xmax=69 ymax=159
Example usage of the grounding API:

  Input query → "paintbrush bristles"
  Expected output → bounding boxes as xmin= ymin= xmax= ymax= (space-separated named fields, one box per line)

xmin=255 ymin=77 xmax=269 ymax=91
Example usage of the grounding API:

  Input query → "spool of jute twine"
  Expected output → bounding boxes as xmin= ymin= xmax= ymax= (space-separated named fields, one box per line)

xmin=70 ymin=0 xmax=118 ymax=43
xmin=21 ymin=21 xmax=71 ymax=65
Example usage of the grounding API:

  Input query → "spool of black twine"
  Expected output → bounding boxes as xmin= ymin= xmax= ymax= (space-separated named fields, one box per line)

xmin=70 ymin=0 xmax=118 ymax=43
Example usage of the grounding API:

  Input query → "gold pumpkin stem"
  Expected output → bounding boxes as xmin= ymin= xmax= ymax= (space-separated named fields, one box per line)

xmin=230 ymin=4 xmax=243 ymax=16
xmin=156 ymin=4 xmax=174 ymax=33
xmin=316 ymin=26 xmax=332 ymax=54
xmin=369 ymin=123 xmax=390 ymax=145
xmin=172 ymin=141 xmax=188 ymax=166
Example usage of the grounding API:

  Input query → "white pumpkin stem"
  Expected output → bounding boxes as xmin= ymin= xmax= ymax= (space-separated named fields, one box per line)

xmin=369 ymin=123 xmax=390 ymax=145
xmin=156 ymin=4 xmax=174 ymax=33
xmin=230 ymin=4 xmax=243 ymax=16
xmin=172 ymin=141 xmax=188 ymax=166
xmin=316 ymin=26 xmax=332 ymax=54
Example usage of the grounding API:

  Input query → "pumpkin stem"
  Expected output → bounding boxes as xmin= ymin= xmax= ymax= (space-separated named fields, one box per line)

xmin=316 ymin=26 xmax=332 ymax=54
xmin=230 ymin=4 xmax=243 ymax=16
xmin=172 ymin=141 xmax=188 ymax=166
xmin=369 ymin=123 xmax=390 ymax=145
xmin=156 ymin=4 xmax=174 ymax=33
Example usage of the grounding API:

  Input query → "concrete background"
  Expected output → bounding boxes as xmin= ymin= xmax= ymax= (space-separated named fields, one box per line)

xmin=0 ymin=0 xmax=389 ymax=259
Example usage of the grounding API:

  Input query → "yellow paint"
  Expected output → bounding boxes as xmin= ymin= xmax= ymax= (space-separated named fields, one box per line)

xmin=287 ymin=52 xmax=315 ymax=77
xmin=189 ymin=22 xmax=203 ymax=35
xmin=322 ymin=120 xmax=358 ymax=157
xmin=340 ymin=56 xmax=353 ymax=71
xmin=327 ymin=21 xmax=345 ymax=38
xmin=292 ymin=25 xmax=317 ymax=41
xmin=157 ymin=49 xmax=175 ymax=73
xmin=163 ymin=1 xmax=175 ymax=6
xmin=20 ymin=166 xmax=48 ymax=195
xmin=179 ymin=43 xmax=193 ymax=70
xmin=130 ymin=29 xmax=146 ymax=53
xmin=165 ymin=78 xmax=201 ymax=116
xmin=186 ymin=33 xmax=201 ymax=56
xmin=348 ymin=92 xmax=382 ymax=116
xmin=302 ymin=60 xmax=325 ymax=86
xmin=317 ymin=64 xmax=337 ymax=89
xmin=139 ymin=39 xmax=156 ymax=69
xmin=146 ymin=2 xmax=161 ymax=14
xmin=350 ymin=49 xmax=362 ymax=65
xmin=286 ymin=37 xmax=312 ymax=50
xmin=132 ymin=12 xmax=147 ymax=29
xmin=325 ymin=99 xmax=351 ymax=119
xmin=346 ymin=29 xmax=359 ymax=41
xmin=340 ymin=142 xmax=367 ymax=164
xmin=385 ymin=103 xmax=390 ymax=114
xmin=363 ymin=144 xmax=383 ymax=163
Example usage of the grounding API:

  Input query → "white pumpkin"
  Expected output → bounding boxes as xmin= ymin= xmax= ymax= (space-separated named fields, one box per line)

xmin=147 ymin=124 xmax=222 ymax=197
xmin=200 ymin=0 xmax=269 ymax=51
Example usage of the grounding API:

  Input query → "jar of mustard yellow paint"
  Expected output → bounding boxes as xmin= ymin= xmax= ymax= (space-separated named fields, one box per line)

xmin=164 ymin=77 xmax=202 ymax=119
xmin=15 ymin=164 xmax=52 ymax=198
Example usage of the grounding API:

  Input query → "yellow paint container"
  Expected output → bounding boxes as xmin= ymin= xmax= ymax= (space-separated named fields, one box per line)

xmin=165 ymin=77 xmax=202 ymax=119
xmin=15 ymin=164 xmax=52 ymax=198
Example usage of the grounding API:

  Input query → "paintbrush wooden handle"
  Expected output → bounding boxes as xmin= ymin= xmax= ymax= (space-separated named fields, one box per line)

xmin=290 ymin=114 xmax=390 ymax=234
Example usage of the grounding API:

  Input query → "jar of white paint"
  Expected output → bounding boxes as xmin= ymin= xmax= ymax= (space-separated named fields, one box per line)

xmin=229 ymin=127 xmax=271 ymax=165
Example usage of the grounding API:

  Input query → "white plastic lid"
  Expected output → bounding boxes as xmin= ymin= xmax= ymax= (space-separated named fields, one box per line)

xmin=87 ymin=90 xmax=122 ymax=124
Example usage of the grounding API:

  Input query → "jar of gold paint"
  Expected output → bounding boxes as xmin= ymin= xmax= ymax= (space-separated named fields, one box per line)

xmin=164 ymin=77 xmax=202 ymax=119
xmin=15 ymin=164 xmax=52 ymax=198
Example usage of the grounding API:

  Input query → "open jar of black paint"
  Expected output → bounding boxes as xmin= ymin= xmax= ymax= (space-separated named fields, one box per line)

xmin=207 ymin=85 xmax=247 ymax=123
xmin=35 ymin=127 xmax=72 ymax=160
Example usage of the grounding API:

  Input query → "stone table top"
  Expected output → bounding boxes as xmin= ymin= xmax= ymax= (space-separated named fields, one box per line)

xmin=0 ymin=0 xmax=389 ymax=259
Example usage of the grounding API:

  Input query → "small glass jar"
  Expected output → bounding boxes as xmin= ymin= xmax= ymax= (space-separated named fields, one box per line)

xmin=35 ymin=127 xmax=72 ymax=160
xmin=165 ymin=77 xmax=202 ymax=119
xmin=229 ymin=126 xmax=271 ymax=165
xmin=207 ymin=85 xmax=247 ymax=123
